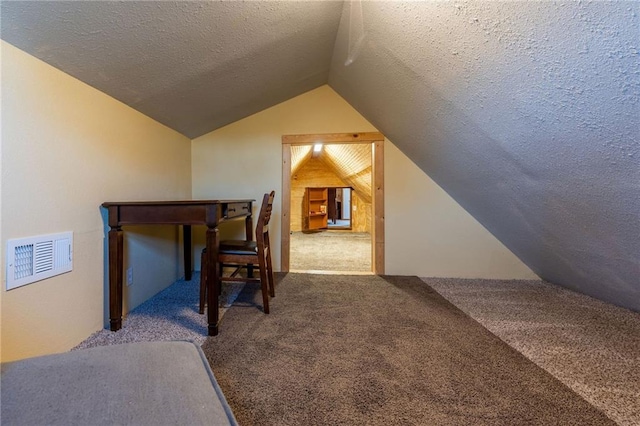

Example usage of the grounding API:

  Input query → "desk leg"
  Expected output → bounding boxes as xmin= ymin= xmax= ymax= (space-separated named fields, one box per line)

xmin=183 ymin=225 xmax=192 ymax=281
xmin=206 ymin=226 xmax=220 ymax=336
xmin=245 ymin=214 xmax=253 ymax=241
xmin=108 ymin=226 xmax=124 ymax=331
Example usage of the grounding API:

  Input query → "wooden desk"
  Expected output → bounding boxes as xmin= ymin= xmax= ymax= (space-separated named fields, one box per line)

xmin=102 ymin=199 xmax=254 ymax=336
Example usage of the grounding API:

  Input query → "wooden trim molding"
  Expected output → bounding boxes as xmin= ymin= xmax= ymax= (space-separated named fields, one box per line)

xmin=281 ymin=132 xmax=385 ymax=274
xmin=282 ymin=132 xmax=384 ymax=145
xmin=281 ymin=144 xmax=292 ymax=271
xmin=373 ymin=140 xmax=385 ymax=273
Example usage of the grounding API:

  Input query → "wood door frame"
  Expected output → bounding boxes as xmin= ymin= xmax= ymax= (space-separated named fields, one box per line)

xmin=281 ymin=132 xmax=385 ymax=274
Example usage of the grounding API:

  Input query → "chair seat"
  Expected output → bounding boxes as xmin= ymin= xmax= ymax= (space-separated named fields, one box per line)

xmin=219 ymin=240 xmax=258 ymax=256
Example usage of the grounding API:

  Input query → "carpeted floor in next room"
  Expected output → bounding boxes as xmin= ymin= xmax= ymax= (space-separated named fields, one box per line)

xmin=75 ymin=273 xmax=640 ymax=426
xmin=289 ymin=231 xmax=371 ymax=272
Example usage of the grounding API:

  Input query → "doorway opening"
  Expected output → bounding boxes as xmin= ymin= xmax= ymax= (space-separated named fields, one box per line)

xmin=281 ymin=132 xmax=385 ymax=274
xmin=303 ymin=186 xmax=353 ymax=231
xmin=327 ymin=187 xmax=352 ymax=230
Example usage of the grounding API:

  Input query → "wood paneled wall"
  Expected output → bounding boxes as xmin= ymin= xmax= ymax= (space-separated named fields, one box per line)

xmin=291 ymin=158 xmax=371 ymax=232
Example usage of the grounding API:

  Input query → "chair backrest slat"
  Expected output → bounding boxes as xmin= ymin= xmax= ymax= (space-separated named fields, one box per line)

xmin=256 ymin=191 xmax=275 ymax=241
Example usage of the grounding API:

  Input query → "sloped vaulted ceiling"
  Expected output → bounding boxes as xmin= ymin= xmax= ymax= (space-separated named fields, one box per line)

xmin=329 ymin=1 xmax=640 ymax=310
xmin=1 ymin=1 xmax=638 ymax=310
xmin=0 ymin=1 xmax=344 ymax=138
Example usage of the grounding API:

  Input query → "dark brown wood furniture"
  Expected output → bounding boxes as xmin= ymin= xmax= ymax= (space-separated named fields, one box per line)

xmin=304 ymin=187 xmax=328 ymax=230
xmin=200 ymin=191 xmax=275 ymax=314
xmin=102 ymin=199 xmax=253 ymax=336
xmin=327 ymin=187 xmax=337 ymax=224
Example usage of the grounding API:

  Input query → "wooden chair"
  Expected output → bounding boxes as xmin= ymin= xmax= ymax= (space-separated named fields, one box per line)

xmin=199 ymin=191 xmax=276 ymax=314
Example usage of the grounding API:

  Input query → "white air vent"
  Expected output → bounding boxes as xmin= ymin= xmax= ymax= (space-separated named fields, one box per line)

xmin=6 ymin=232 xmax=73 ymax=290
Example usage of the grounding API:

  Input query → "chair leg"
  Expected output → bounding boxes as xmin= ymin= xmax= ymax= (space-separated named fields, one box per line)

xmin=266 ymin=246 xmax=275 ymax=298
xmin=218 ymin=262 xmax=224 ymax=295
xmin=258 ymin=258 xmax=270 ymax=314
xmin=199 ymin=250 xmax=207 ymax=314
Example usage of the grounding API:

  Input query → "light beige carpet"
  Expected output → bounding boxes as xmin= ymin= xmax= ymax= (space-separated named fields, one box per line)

xmin=289 ymin=231 xmax=371 ymax=272
xmin=426 ymin=277 xmax=640 ymax=426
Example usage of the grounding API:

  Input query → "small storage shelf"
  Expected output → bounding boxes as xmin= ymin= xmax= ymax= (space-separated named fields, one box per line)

xmin=305 ymin=187 xmax=328 ymax=230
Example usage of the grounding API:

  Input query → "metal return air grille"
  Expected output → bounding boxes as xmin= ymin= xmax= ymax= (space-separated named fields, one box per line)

xmin=6 ymin=232 xmax=73 ymax=290
xmin=13 ymin=244 xmax=34 ymax=280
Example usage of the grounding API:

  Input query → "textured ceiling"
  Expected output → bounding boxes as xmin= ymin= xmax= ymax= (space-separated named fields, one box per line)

xmin=0 ymin=0 xmax=344 ymax=138
xmin=1 ymin=1 xmax=638 ymax=311
xmin=329 ymin=1 xmax=640 ymax=310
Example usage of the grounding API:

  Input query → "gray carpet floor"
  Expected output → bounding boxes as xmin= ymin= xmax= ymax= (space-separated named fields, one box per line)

xmin=289 ymin=231 xmax=371 ymax=272
xmin=74 ymin=274 xmax=243 ymax=349
xmin=425 ymin=278 xmax=640 ymax=426
xmin=74 ymin=273 xmax=640 ymax=425
xmin=202 ymin=274 xmax=614 ymax=426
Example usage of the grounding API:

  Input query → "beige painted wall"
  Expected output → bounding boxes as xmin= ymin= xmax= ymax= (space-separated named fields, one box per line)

xmin=191 ymin=85 xmax=382 ymax=269
xmin=192 ymin=85 xmax=537 ymax=279
xmin=1 ymin=42 xmax=192 ymax=362
xmin=385 ymin=141 xmax=538 ymax=278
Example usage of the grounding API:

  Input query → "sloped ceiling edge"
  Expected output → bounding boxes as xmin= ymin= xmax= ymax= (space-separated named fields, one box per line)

xmin=329 ymin=1 xmax=640 ymax=311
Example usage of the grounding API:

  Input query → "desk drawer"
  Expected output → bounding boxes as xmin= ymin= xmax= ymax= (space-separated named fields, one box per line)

xmin=224 ymin=202 xmax=250 ymax=219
